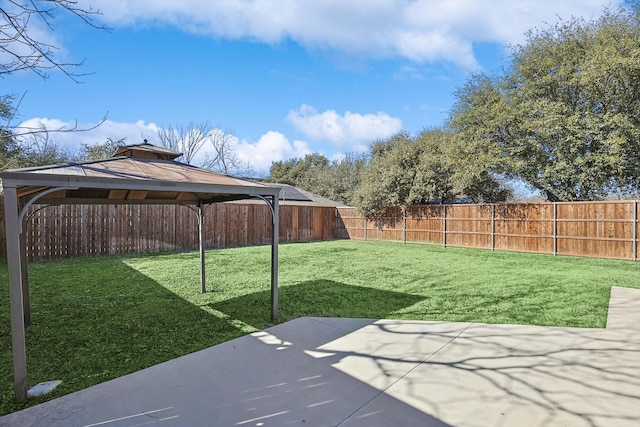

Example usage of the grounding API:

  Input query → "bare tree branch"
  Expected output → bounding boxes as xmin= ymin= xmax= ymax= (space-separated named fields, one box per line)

xmin=152 ymin=122 xmax=214 ymax=165
xmin=1 ymin=0 xmax=111 ymax=81
xmin=1 ymin=91 xmax=109 ymax=142
xmin=149 ymin=123 xmax=253 ymax=175
xmin=0 ymin=2 xmax=111 ymax=169
xmin=201 ymin=127 xmax=253 ymax=176
xmin=10 ymin=113 xmax=108 ymax=139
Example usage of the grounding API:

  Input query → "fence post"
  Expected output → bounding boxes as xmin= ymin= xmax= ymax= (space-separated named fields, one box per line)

xmin=402 ymin=207 xmax=406 ymax=244
xmin=553 ymin=202 xmax=557 ymax=256
xmin=364 ymin=217 xmax=367 ymax=241
xmin=633 ymin=200 xmax=637 ymax=261
xmin=491 ymin=204 xmax=495 ymax=251
xmin=442 ymin=205 xmax=447 ymax=248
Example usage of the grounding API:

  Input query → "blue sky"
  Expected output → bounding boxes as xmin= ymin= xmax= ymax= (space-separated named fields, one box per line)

xmin=8 ymin=0 xmax=625 ymax=175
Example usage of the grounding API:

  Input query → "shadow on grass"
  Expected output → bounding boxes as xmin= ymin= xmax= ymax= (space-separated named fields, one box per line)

xmin=209 ymin=279 xmax=425 ymax=326
xmin=0 ymin=259 xmax=250 ymax=416
xmin=2 ymin=265 xmax=424 ymax=416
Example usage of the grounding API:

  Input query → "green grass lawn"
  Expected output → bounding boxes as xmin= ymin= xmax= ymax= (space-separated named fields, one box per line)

xmin=1 ymin=239 xmax=639 ymax=415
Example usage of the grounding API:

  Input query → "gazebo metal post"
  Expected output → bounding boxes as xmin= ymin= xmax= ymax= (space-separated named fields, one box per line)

xmin=271 ymin=195 xmax=279 ymax=322
xmin=19 ymin=224 xmax=31 ymax=327
xmin=257 ymin=194 xmax=280 ymax=322
xmin=198 ymin=201 xmax=207 ymax=293
xmin=3 ymin=185 xmax=28 ymax=401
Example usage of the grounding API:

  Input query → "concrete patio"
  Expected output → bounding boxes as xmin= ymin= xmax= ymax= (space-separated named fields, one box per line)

xmin=1 ymin=286 xmax=639 ymax=427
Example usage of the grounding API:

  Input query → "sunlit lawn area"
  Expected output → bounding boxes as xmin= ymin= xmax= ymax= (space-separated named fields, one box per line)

xmin=2 ymin=239 xmax=639 ymax=415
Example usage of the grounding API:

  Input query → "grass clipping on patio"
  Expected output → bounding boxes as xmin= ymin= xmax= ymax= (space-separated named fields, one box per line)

xmin=1 ymin=240 xmax=639 ymax=414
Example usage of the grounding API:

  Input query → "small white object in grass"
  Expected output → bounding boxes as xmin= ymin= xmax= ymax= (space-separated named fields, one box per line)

xmin=27 ymin=380 xmax=62 ymax=397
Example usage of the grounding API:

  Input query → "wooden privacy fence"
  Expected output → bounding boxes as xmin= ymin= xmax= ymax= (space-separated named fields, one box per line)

xmin=0 ymin=201 xmax=337 ymax=261
xmin=337 ymin=201 xmax=640 ymax=261
xmin=3 ymin=198 xmax=639 ymax=262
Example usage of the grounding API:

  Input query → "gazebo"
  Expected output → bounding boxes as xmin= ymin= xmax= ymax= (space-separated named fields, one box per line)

xmin=1 ymin=143 xmax=281 ymax=401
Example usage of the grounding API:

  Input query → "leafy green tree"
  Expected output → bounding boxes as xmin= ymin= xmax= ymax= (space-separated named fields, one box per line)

xmin=449 ymin=7 xmax=640 ymax=201
xmin=292 ymin=153 xmax=330 ymax=193
xmin=413 ymin=130 xmax=457 ymax=204
xmin=21 ymin=133 xmax=73 ymax=167
xmin=444 ymin=130 xmax=513 ymax=203
xmin=0 ymin=133 xmax=24 ymax=170
xmin=354 ymin=129 xmax=511 ymax=219
xmin=267 ymin=159 xmax=298 ymax=184
xmin=78 ymin=138 xmax=124 ymax=161
xmin=354 ymin=132 xmax=425 ymax=218
xmin=323 ymin=153 xmax=368 ymax=205
xmin=267 ymin=153 xmax=330 ymax=185
xmin=267 ymin=152 xmax=367 ymax=205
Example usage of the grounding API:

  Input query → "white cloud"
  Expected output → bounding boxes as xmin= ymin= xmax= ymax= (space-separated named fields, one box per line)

xmin=286 ymin=104 xmax=402 ymax=151
xmin=235 ymin=131 xmax=310 ymax=175
xmin=15 ymin=117 xmax=160 ymax=150
xmin=190 ymin=129 xmax=312 ymax=174
xmin=89 ymin=0 xmax=623 ymax=70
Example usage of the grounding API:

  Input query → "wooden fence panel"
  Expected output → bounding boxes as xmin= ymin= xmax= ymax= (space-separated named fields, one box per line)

xmin=556 ymin=202 xmax=634 ymax=259
xmin=336 ymin=201 xmax=639 ymax=261
xmin=293 ymin=205 xmax=308 ymax=241
xmin=0 ymin=198 xmax=338 ymax=261
xmin=365 ymin=206 xmax=403 ymax=241
xmin=313 ymin=207 xmax=324 ymax=241
xmin=494 ymin=204 xmax=555 ymax=254
xmin=336 ymin=207 xmax=365 ymax=240
xmin=322 ymin=207 xmax=336 ymax=240
xmin=445 ymin=204 xmax=492 ymax=249
xmin=300 ymin=206 xmax=314 ymax=241
xmin=1 ymin=196 xmax=638 ymax=262
xmin=280 ymin=205 xmax=295 ymax=242
xmin=636 ymin=201 xmax=639 ymax=261
xmin=214 ymin=203 xmax=228 ymax=249
xmin=406 ymin=205 xmax=443 ymax=244
xmin=254 ymin=204 xmax=271 ymax=246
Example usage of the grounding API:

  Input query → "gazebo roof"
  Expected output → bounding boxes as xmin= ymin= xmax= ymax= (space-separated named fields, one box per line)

xmin=1 ymin=143 xmax=279 ymax=205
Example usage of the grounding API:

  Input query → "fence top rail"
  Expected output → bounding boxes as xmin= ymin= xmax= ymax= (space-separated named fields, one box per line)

xmin=406 ymin=200 xmax=638 ymax=208
xmin=339 ymin=200 xmax=639 ymax=214
xmin=495 ymin=200 xmax=637 ymax=207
